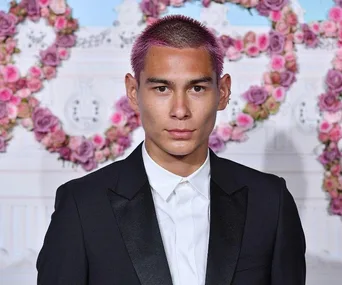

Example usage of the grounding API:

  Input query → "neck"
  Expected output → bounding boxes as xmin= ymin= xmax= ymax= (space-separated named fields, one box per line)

xmin=144 ymin=140 xmax=209 ymax=177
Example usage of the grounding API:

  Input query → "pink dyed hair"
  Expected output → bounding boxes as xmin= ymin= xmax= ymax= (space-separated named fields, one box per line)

xmin=130 ymin=15 xmax=224 ymax=83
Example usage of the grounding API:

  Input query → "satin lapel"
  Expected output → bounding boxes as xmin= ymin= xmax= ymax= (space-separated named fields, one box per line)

xmin=205 ymin=150 xmax=249 ymax=285
xmin=107 ymin=143 xmax=173 ymax=285
xmin=205 ymin=181 xmax=248 ymax=285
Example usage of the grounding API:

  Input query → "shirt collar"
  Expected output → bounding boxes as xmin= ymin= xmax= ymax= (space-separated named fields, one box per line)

xmin=142 ymin=142 xmax=210 ymax=201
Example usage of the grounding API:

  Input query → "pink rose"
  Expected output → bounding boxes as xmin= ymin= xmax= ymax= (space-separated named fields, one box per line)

xmin=27 ymin=77 xmax=42 ymax=92
xmin=5 ymin=38 xmax=16 ymax=53
xmin=226 ymin=46 xmax=242 ymax=61
xmin=333 ymin=57 xmax=342 ymax=71
xmin=284 ymin=40 xmax=293 ymax=52
xmin=28 ymin=66 xmax=42 ymax=78
xmin=329 ymin=125 xmax=342 ymax=141
xmin=319 ymin=121 xmax=333 ymax=133
xmin=269 ymin=10 xmax=282 ymax=22
xmin=275 ymin=21 xmax=290 ymax=34
xmin=336 ymin=48 xmax=342 ymax=59
xmin=245 ymin=44 xmax=259 ymax=57
xmin=103 ymin=147 xmax=110 ymax=157
xmin=236 ymin=113 xmax=254 ymax=130
xmin=264 ymin=84 xmax=274 ymax=94
xmin=170 ymin=0 xmax=184 ymax=6
xmin=216 ymin=123 xmax=233 ymax=142
xmin=285 ymin=11 xmax=298 ymax=26
xmin=329 ymin=6 xmax=342 ymax=22
xmin=111 ymin=112 xmax=127 ymax=127
xmin=323 ymin=111 xmax=342 ymax=123
xmin=234 ymin=38 xmax=244 ymax=52
xmin=271 ymin=55 xmax=285 ymax=71
xmin=243 ymin=31 xmax=256 ymax=45
xmin=309 ymin=22 xmax=320 ymax=34
xmin=94 ymin=150 xmax=106 ymax=163
xmin=263 ymin=72 xmax=272 ymax=84
xmin=39 ymin=0 xmax=50 ymax=7
xmin=0 ymin=87 xmax=12 ymax=101
xmin=58 ymin=48 xmax=69 ymax=60
xmin=42 ymin=66 xmax=57 ymax=80
xmin=321 ymin=21 xmax=337 ymax=37
xmin=41 ymin=133 xmax=52 ymax=147
xmin=21 ymin=118 xmax=33 ymax=130
xmin=92 ymin=134 xmax=105 ymax=150
xmin=256 ymin=33 xmax=269 ymax=51
xmin=294 ymin=31 xmax=304 ymax=43
xmin=272 ymin=86 xmax=286 ymax=102
xmin=16 ymin=88 xmax=31 ymax=98
xmin=111 ymin=143 xmax=124 ymax=157
xmin=231 ymin=127 xmax=248 ymax=142
xmin=6 ymin=103 xmax=17 ymax=119
xmin=10 ymin=95 xmax=20 ymax=105
xmin=55 ymin=16 xmax=67 ymax=31
xmin=41 ymin=7 xmax=49 ymax=17
xmin=1 ymin=65 xmax=20 ymax=82
xmin=68 ymin=136 xmax=83 ymax=151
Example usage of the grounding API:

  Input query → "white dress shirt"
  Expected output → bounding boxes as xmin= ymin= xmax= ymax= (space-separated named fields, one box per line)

xmin=142 ymin=143 xmax=211 ymax=285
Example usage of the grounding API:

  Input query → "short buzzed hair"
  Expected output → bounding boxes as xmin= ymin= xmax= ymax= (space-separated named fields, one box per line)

xmin=130 ymin=15 xmax=224 ymax=83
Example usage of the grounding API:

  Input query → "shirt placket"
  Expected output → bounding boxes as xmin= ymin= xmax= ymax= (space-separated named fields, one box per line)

xmin=174 ymin=180 xmax=198 ymax=285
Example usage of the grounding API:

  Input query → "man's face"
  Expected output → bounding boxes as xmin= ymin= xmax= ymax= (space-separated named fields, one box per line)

xmin=125 ymin=45 xmax=231 ymax=158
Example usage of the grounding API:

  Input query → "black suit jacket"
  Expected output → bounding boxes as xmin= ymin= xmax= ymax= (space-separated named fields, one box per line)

xmin=37 ymin=143 xmax=306 ymax=285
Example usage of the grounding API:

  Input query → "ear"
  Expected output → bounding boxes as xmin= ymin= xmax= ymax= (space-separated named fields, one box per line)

xmin=217 ymin=73 xmax=231 ymax=111
xmin=125 ymin=73 xmax=139 ymax=113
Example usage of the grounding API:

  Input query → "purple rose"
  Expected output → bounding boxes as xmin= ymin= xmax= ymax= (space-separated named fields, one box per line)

xmin=318 ymin=92 xmax=342 ymax=112
xmin=202 ymin=0 xmax=211 ymax=7
xmin=301 ymin=24 xmax=319 ymax=48
xmin=0 ymin=136 xmax=6 ymax=152
xmin=59 ymin=147 xmax=71 ymax=160
xmin=140 ymin=0 xmax=159 ymax=18
xmin=243 ymin=86 xmax=268 ymax=105
xmin=256 ymin=1 xmax=270 ymax=16
xmin=263 ymin=0 xmax=289 ymax=11
xmin=280 ymin=71 xmax=296 ymax=88
xmin=56 ymin=34 xmax=77 ymax=48
xmin=330 ymin=197 xmax=342 ymax=215
xmin=81 ymin=158 xmax=97 ymax=171
xmin=219 ymin=35 xmax=235 ymax=49
xmin=209 ymin=132 xmax=225 ymax=153
xmin=24 ymin=0 xmax=40 ymax=17
xmin=326 ymin=69 xmax=342 ymax=93
xmin=116 ymin=97 xmax=136 ymax=118
xmin=0 ymin=11 xmax=16 ymax=37
xmin=33 ymin=108 xmax=58 ymax=133
xmin=0 ymin=102 xmax=8 ymax=119
xmin=268 ymin=31 xmax=285 ymax=55
xmin=319 ymin=148 xmax=341 ymax=164
xmin=117 ymin=135 xmax=131 ymax=148
xmin=335 ymin=0 xmax=342 ymax=8
xmin=40 ymin=46 xmax=61 ymax=67
xmin=73 ymin=140 xmax=94 ymax=163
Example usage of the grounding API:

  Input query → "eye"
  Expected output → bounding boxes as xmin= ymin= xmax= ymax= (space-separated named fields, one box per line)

xmin=192 ymin=86 xmax=205 ymax=92
xmin=154 ymin=86 xmax=168 ymax=93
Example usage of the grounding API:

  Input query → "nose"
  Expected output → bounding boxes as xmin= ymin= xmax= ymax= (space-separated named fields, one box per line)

xmin=169 ymin=93 xmax=191 ymax=120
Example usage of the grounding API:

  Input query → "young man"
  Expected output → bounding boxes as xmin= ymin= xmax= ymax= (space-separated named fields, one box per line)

xmin=37 ymin=15 xmax=306 ymax=285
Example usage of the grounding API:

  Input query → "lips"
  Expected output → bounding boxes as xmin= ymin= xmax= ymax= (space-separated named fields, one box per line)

xmin=167 ymin=129 xmax=194 ymax=139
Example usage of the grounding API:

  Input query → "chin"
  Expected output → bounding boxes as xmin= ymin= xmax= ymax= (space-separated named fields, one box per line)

xmin=163 ymin=140 xmax=199 ymax=157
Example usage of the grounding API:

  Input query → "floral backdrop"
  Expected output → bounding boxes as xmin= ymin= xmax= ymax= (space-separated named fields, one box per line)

xmin=0 ymin=0 xmax=341 ymax=216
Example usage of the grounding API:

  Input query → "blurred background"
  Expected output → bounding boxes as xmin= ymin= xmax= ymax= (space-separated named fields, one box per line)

xmin=0 ymin=0 xmax=341 ymax=284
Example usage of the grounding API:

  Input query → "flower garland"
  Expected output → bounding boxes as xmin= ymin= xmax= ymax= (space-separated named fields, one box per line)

xmin=316 ymin=1 xmax=342 ymax=215
xmin=0 ymin=0 xmax=78 ymax=151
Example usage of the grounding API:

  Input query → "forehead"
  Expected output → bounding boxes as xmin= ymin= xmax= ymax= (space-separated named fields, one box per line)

xmin=142 ymin=45 xmax=214 ymax=78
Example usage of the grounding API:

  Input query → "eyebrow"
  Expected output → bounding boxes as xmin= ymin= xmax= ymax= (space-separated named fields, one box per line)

xmin=145 ymin=76 xmax=213 ymax=86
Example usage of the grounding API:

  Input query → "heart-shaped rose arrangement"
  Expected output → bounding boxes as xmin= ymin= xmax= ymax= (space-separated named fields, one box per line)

xmin=315 ymin=0 xmax=342 ymax=215
xmin=0 ymin=0 xmax=302 ymax=172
